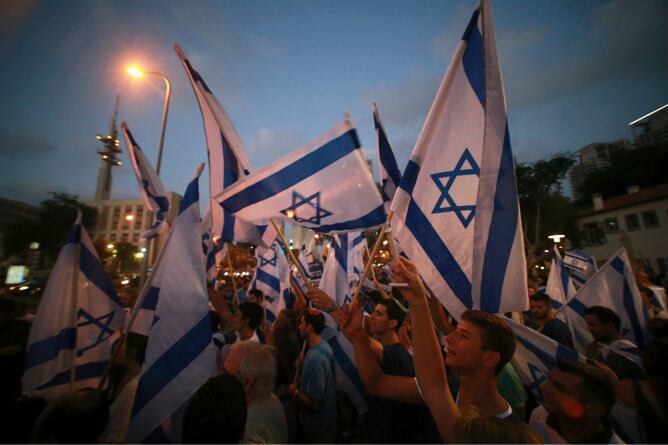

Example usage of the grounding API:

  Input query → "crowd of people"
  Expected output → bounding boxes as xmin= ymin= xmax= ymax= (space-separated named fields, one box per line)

xmin=0 ymin=256 xmax=667 ymax=444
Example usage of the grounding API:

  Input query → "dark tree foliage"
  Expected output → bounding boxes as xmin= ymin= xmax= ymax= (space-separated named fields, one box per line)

xmin=4 ymin=193 xmax=96 ymax=264
xmin=516 ymin=153 xmax=577 ymax=267
xmin=575 ymin=142 xmax=668 ymax=207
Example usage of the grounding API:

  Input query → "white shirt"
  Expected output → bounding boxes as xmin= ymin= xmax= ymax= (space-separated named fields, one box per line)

xmin=243 ymin=393 xmax=288 ymax=444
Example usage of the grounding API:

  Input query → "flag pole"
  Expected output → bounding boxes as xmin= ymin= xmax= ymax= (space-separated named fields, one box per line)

xmin=293 ymin=340 xmax=308 ymax=386
xmin=353 ymin=210 xmax=394 ymax=302
xmin=365 ymin=243 xmax=377 ymax=281
xmin=226 ymin=245 xmax=239 ymax=305
xmin=270 ymin=218 xmax=313 ymax=290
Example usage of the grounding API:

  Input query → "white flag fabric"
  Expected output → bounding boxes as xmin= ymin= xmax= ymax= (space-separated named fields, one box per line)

xmin=175 ymin=44 xmax=261 ymax=246
xmin=121 ymin=123 xmax=171 ymax=241
xmin=563 ymin=249 xmax=598 ymax=287
xmin=23 ymin=213 xmax=125 ymax=399
xmin=201 ymin=206 xmax=223 ymax=286
xmin=545 ymin=246 xmax=576 ymax=308
xmin=128 ymin=164 xmax=217 ymax=443
xmin=390 ymin=0 xmax=527 ymax=319
xmin=373 ymin=102 xmax=402 ymax=209
xmin=255 ymin=223 xmax=279 ymax=256
xmin=319 ymin=233 xmax=370 ymax=414
xmin=562 ymin=248 xmax=649 ymax=353
xmin=507 ymin=317 xmax=642 ymax=444
xmin=292 ymin=244 xmax=313 ymax=293
xmin=216 ymin=120 xmax=386 ymax=233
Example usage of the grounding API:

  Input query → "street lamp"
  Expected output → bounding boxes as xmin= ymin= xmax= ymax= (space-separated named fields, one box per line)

xmin=126 ymin=64 xmax=172 ymax=286
xmin=125 ymin=66 xmax=171 ymax=174
xmin=548 ymin=234 xmax=566 ymax=244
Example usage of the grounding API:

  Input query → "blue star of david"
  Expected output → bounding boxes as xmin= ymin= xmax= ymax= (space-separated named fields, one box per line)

xmin=259 ymin=244 xmax=277 ymax=267
xmin=76 ymin=309 xmax=116 ymax=357
xmin=430 ymin=148 xmax=480 ymax=228
xmin=527 ymin=363 xmax=547 ymax=403
xmin=280 ymin=191 xmax=333 ymax=225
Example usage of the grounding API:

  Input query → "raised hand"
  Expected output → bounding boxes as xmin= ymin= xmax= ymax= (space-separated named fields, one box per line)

xmin=391 ymin=256 xmax=426 ymax=304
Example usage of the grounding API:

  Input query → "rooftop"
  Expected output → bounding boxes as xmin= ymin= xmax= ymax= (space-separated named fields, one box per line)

xmin=579 ymin=183 xmax=668 ymax=217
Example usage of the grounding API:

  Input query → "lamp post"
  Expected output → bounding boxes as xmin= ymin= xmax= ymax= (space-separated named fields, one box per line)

xmin=127 ymin=66 xmax=171 ymax=285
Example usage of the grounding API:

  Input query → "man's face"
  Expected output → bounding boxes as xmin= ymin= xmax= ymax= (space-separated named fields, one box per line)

xmin=585 ymin=314 xmax=613 ymax=342
xmin=233 ymin=311 xmax=245 ymax=331
xmin=370 ymin=304 xmax=392 ymax=336
xmin=541 ymin=368 xmax=585 ymax=419
xmin=298 ymin=316 xmax=308 ymax=340
xmin=530 ymin=300 xmax=551 ymax=320
xmin=445 ymin=320 xmax=485 ymax=371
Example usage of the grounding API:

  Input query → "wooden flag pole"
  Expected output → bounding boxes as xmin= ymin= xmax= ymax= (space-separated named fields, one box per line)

xmin=353 ymin=210 xmax=394 ymax=302
xmin=270 ymin=218 xmax=314 ymax=290
xmin=293 ymin=340 xmax=308 ymax=386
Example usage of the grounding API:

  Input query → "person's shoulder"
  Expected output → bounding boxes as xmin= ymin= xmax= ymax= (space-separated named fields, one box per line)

xmin=529 ymin=405 xmax=549 ymax=424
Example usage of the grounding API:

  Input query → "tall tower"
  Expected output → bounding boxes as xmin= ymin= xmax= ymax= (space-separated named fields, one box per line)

xmin=94 ymin=96 xmax=122 ymax=201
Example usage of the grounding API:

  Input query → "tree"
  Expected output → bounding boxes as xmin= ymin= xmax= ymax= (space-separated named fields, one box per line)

xmin=575 ymin=141 xmax=668 ymax=206
xmin=516 ymin=153 xmax=576 ymax=267
xmin=3 ymin=193 xmax=97 ymax=265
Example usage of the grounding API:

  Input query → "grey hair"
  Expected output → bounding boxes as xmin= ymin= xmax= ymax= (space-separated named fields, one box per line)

xmin=233 ymin=341 xmax=277 ymax=397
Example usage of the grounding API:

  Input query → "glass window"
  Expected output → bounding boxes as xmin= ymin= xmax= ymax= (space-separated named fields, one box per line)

xmin=584 ymin=222 xmax=606 ymax=245
xmin=121 ymin=233 xmax=129 ymax=242
xmin=625 ymin=213 xmax=641 ymax=231
xmin=604 ymin=217 xmax=619 ymax=234
xmin=132 ymin=233 xmax=139 ymax=244
xmin=110 ymin=233 xmax=117 ymax=242
xmin=641 ymin=210 xmax=659 ymax=229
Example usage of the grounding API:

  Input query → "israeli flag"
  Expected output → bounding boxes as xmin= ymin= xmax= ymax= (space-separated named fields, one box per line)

xmin=23 ymin=213 xmax=125 ymax=399
xmin=249 ymin=242 xmax=284 ymax=303
xmin=319 ymin=233 xmax=370 ymax=414
xmin=373 ymin=102 xmax=402 ymax=208
xmin=507 ymin=317 xmax=642 ymax=444
xmin=215 ymin=120 xmax=386 ymax=233
xmin=563 ymin=249 xmax=598 ymax=287
xmin=121 ymin=123 xmax=171 ymax=241
xmin=201 ymin=206 xmax=219 ymax=286
xmin=562 ymin=248 xmax=649 ymax=353
xmin=390 ymin=0 xmax=527 ymax=319
xmin=176 ymin=44 xmax=260 ymax=245
xmin=128 ymin=164 xmax=217 ymax=443
xmin=292 ymin=244 xmax=313 ymax=292
xmin=545 ymin=246 xmax=576 ymax=308
xmin=255 ymin=223 xmax=279 ymax=256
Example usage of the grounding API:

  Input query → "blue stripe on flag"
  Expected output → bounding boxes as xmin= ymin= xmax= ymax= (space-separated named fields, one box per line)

xmin=221 ymin=129 xmax=360 ymax=213
xmin=559 ymin=262 xmax=570 ymax=297
xmin=327 ymin=336 xmax=369 ymax=404
xmin=398 ymin=160 xmax=420 ymax=196
xmin=24 ymin=327 xmax=76 ymax=369
xmin=64 ymin=224 xmax=82 ymax=245
xmin=516 ymin=335 xmax=579 ymax=369
xmin=80 ymin=244 xmax=123 ymax=307
xmin=316 ymin=205 xmax=386 ymax=233
xmin=611 ymin=258 xmax=646 ymax=348
xmin=142 ymin=287 xmax=160 ymax=310
xmin=351 ymin=232 xmax=366 ymax=248
xmin=132 ymin=314 xmax=212 ymax=416
xmin=256 ymin=268 xmax=281 ymax=293
xmin=182 ymin=57 xmax=213 ymax=94
xmin=405 ymin=199 xmax=472 ymax=308
xmin=221 ymin=207 xmax=236 ymax=241
xmin=479 ymin=124 xmax=519 ymax=312
xmin=179 ymin=177 xmax=200 ymax=215
xmin=221 ymin=130 xmax=241 ymax=188
xmin=34 ymin=360 xmax=108 ymax=391
xmin=461 ymin=9 xmax=485 ymax=106
xmin=334 ymin=235 xmax=348 ymax=271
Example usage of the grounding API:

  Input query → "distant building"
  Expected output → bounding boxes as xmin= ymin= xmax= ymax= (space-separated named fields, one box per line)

xmin=82 ymin=193 xmax=181 ymax=261
xmin=629 ymin=103 xmax=668 ymax=146
xmin=576 ymin=183 xmax=668 ymax=276
xmin=569 ymin=139 xmax=628 ymax=200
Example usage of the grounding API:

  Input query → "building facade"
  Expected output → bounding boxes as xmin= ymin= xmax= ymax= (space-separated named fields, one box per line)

xmin=629 ymin=103 xmax=668 ymax=146
xmin=577 ymin=184 xmax=668 ymax=276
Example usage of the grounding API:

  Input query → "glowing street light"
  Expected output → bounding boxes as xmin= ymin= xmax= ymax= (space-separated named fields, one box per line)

xmin=548 ymin=234 xmax=566 ymax=243
xmin=106 ymin=243 xmax=114 ymax=250
xmin=127 ymin=66 xmax=144 ymax=78
xmin=125 ymin=214 xmax=135 ymax=221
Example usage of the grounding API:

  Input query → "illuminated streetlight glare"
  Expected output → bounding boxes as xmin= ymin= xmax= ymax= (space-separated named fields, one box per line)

xmin=127 ymin=66 xmax=144 ymax=78
xmin=548 ymin=234 xmax=566 ymax=243
xmin=125 ymin=214 xmax=135 ymax=221
xmin=106 ymin=243 xmax=114 ymax=249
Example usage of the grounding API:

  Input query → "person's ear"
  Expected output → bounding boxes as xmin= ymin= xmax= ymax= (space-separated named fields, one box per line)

xmin=389 ymin=319 xmax=398 ymax=331
xmin=481 ymin=350 xmax=500 ymax=372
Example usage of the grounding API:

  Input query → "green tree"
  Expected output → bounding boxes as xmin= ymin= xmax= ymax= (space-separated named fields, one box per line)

xmin=516 ymin=153 xmax=576 ymax=267
xmin=3 ymin=193 xmax=96 ymax=265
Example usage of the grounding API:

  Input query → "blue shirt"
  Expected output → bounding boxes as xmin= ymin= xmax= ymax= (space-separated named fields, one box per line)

xmin=299 ymin=341 xmax=337 ymax=442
